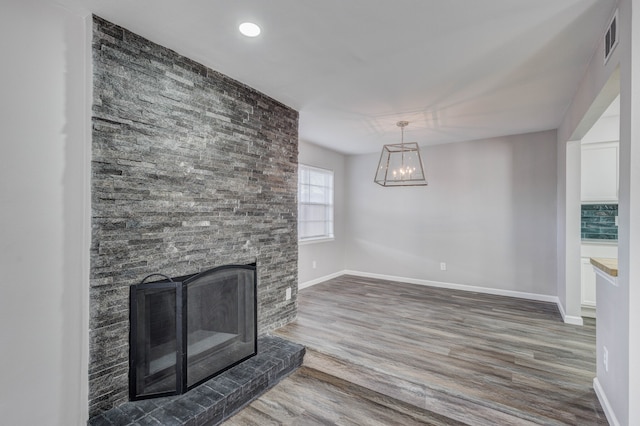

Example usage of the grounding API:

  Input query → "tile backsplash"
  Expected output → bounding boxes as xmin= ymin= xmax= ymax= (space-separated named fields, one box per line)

xmin=581 ymin=204 xmax=618 ymax=240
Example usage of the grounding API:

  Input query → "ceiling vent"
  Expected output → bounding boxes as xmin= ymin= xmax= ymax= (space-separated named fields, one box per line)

xmin=604 ymin=10 xmax=619 ymax=64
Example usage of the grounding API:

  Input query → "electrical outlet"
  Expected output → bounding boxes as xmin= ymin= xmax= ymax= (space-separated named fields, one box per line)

xmin=312 ymin=260 xmax=317 ymax=269
xmin=440 ymin=262 xmax=447 ymax=271
xmin=603 ymin=346 xmax=609 ymax=372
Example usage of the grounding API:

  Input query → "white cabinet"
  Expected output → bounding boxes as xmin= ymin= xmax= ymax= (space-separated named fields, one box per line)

xmin=581 ymin=257 xmax=596 ymax=308
xmin=580 ymin=242 xmax=618 ymax=318
xmin=581 ymin=141 xmax=619 ymax=203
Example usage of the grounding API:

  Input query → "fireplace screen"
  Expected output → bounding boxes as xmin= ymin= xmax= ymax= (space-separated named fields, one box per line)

xmin=129 ymin=264 xmax=257 ymax=400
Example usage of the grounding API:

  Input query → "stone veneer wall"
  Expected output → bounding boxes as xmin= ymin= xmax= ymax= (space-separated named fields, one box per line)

xmin=90 ymin=16 xmax=298 ymax=416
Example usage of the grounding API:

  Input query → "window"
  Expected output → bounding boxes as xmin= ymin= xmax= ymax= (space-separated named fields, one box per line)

xmin=298 ymin=164 xmax=334 ymax=242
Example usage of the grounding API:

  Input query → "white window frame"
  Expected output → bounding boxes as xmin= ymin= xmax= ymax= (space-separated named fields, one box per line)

xmin=298 ymin=164 xmax=334 ymax=243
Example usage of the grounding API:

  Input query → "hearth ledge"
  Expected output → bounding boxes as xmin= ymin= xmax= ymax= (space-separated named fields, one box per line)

xmin=88 ymin=335 xmax=305 ymax=426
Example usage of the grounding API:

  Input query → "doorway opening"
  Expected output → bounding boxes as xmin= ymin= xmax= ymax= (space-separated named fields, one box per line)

xmin=565 ymin=67 xmax=620 ymax=323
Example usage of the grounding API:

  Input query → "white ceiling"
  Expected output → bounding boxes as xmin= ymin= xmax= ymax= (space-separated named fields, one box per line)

xmin=55 ymin=0 xmax=616 ymax=154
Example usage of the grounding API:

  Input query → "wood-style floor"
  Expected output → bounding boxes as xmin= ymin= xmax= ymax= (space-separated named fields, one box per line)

xmin=226 ymin=275 xmax=607 ymax=425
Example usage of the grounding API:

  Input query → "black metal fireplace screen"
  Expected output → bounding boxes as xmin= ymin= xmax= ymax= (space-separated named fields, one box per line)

xmin=129 ymin=263 xmax=257 ymax=400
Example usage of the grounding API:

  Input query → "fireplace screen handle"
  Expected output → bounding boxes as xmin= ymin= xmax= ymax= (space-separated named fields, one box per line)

xmin=139 ymin=273 xmax=174 ymax=284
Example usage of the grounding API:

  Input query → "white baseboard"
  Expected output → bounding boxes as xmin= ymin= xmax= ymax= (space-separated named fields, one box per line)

xmin=299 ymin=271 xmax=346 ymax=289
xmin=581 ymin=304 xmax=596 ymax=319
xmin=556 ymin=300 xmax=584 ymax=326
xmin=593 ymin=377 xmax=620 ymax=426
xmin=344 ymin=269 xmax=560 ymax=303
xmin=300 ymin=270 xmax=582 ymax=325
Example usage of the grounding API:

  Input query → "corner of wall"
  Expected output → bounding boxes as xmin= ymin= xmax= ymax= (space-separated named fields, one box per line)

xmin=297 ymin=141 xmax=347 ymax=284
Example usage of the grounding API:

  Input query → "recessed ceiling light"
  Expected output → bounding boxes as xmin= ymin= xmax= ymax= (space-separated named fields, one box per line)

xmin=239 ymin=22 xmax=261 ymax=37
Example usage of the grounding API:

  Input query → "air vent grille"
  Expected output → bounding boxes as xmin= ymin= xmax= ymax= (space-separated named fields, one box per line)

xmin=604 ymin=10 xmax=619 ymax=64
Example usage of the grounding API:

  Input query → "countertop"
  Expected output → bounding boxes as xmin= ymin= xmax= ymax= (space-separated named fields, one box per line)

xmin=590 ymin=257 xmax=618 ymax=277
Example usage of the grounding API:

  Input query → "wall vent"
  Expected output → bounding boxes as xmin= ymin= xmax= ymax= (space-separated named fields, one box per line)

xmin=604 ymin=10 xmax=619 ymax=64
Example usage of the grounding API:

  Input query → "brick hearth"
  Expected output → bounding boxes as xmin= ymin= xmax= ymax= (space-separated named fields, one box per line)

xmin=90 ymin=336 xmax=304 ymax=425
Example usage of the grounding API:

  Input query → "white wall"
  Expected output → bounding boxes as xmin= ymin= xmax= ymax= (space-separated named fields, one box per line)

xmin=558 ymin=89 xmax=620 ymax=323
xmin=582 ymin=114 xmax=620 ymax=144
xmin=555 ymin=20 xmax=618 ymax=327
xmin=344 ymin=130 xmax=558 ymax=297
xmin=298 ymin=141 xmax=346 ymax=286
xmin=558 ymin=0 xmax=640 ymax=423
xmin=617 ymin=0 xmax=640 ymax=423
xmin=0 ymin=1 xmax=90 ymax=424
xmin=563 ymin=140 xmax=583 ymax=324
xmin=556 ymin=134 xmax=568 ymax=311
xmin=595 ymin=269 xmax=628 ymax=425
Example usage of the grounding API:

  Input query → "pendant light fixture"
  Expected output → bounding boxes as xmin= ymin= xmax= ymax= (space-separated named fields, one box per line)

xmin=374 ymin=121 xmax=427 ymax=187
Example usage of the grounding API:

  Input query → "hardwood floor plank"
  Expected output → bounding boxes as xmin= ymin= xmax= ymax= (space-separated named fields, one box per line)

xmin=227 ymin=275 xmax=608 ymax=425
xmin=227 ymin=367 xmax=467 ymax=426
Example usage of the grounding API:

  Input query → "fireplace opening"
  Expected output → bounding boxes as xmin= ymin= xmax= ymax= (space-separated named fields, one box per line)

xmin=129 ymin=263 xmax=257 ymax=400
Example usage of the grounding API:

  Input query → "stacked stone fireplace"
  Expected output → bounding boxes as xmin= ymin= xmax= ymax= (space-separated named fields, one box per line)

xmin=90 ymin=16 xmax=298 ymax=418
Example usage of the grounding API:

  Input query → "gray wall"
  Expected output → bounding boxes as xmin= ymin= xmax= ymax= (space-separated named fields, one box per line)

xmin=0 ymin=1 xmax=90 ymax=424
xmin=344 ymin=130 xmax=558 ymax=296
xmin=298 ymin=141 xmax=346 ymax=285
xmin=90 ymin=17 xmax=298 ymax=416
